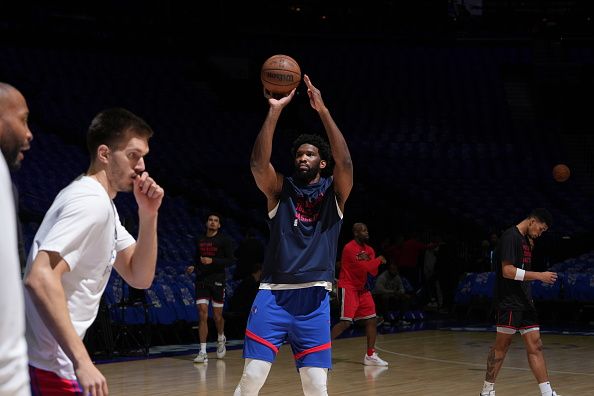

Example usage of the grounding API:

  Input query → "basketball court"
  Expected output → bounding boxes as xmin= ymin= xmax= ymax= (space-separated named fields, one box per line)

xmin=98 ymin=328 xmax=593 ymax=395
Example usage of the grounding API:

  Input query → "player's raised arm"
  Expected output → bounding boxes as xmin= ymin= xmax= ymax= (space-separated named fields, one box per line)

xmin=303 ymin=74 xmax=353 ymax=211
xmin=250 ymin=89 xmax=296 ymax=210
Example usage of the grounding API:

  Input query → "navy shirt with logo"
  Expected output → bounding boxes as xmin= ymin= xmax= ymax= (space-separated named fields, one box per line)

xmin=261 ymin=176 xmax=342 ymax=284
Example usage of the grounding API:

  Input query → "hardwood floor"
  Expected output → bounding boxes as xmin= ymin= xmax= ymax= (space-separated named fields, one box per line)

xmin=99 ymin=330 xmax=594 ymax=395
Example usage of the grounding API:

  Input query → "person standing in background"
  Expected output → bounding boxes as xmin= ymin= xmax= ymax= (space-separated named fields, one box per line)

xmin=331 ymin=223 xmax=388 ymax=366
xmin=187 ymin=212 xmax=235 ymax=363
xmin=480 ymin=209 xmax=560 ymax=396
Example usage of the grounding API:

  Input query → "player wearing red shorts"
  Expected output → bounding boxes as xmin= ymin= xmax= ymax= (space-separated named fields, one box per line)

xmin=331 ymin=223 xmax=388 ymax=366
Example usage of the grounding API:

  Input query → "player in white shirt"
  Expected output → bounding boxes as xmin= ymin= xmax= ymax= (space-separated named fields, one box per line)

xmin=0 ymin=82 xmax=33 ymax=396
xmin=23 ymin=108 xmax=164 ymax=396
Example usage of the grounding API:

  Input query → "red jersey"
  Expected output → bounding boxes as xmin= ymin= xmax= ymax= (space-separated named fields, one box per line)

xmin=337 ymin=239 xmax=382 ymax=290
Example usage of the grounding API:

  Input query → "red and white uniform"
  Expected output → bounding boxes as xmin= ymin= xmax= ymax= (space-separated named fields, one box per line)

xmin=337 ymin=240 xmax=382 ymax=321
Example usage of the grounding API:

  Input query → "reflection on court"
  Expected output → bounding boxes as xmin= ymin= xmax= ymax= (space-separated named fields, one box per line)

xmin=100 ymin=330 xmax=594 ymax=395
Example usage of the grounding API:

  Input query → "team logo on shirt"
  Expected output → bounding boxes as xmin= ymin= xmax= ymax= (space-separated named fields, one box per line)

xmin=200 ymin=241 xmax=218 ymax=256
xmin=521 ymin=240 xmax=532 ymax=268
xmin=294 ymin=192 xmax=325 ymax=223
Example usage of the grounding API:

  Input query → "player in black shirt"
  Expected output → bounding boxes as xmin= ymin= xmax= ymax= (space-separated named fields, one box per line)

xmin=480 ymin=208 xmax=560 ymax=396
xmin=187 ymin=213 xmax=234 ymax=363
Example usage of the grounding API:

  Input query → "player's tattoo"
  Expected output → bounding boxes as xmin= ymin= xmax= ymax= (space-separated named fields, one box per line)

xmin=486 ymin=347 xmax=504 ymax=382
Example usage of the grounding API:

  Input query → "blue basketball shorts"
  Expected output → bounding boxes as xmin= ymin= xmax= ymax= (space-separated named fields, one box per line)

xmin=243 ymin=287 xmax=332 ymax=369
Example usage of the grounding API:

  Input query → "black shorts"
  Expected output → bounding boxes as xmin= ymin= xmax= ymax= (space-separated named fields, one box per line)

xmin=495 ymin=309 xmax=540 ymax=335
xmin=195 ymin=278 xmax=226 ymax=306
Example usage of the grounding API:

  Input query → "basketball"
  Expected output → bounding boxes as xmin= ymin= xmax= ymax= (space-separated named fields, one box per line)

xmin=260 ymin=54 xmax=301 ymax=96
xmin=552 ymin=163 xmax=570 ymax=182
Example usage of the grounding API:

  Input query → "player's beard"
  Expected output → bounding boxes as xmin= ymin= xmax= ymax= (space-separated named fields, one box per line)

xmin=0 ymin=128 xmax=24 ymax=171
xmin=293 ymin=163 xmax=320 ymax=182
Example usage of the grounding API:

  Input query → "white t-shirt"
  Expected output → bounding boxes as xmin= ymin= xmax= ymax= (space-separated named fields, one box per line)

xmin=0 ymin=153 xmax=30 ymax=396
xmin=24 ymin=175 xmax=135 ymax=380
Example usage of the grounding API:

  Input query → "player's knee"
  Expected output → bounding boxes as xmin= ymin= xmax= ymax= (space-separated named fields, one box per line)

xmin=526 ymin=336 xmax=543 ymax=354
xmin=234 ymin=359 xmax=271 ymax=396
xmin=498 ymin=343 xmax=511 ymax=355
xmin=494 ymin=335 xmax=512 ymax=352
xmin=299 ymin=367 xmax=328 ymax=396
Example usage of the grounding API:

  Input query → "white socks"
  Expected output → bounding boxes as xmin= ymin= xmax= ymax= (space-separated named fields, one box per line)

xmin=481 ymin=381 xmax=495 ymax=396
xmin=481 ymin=380 xmax=554 ymax=396
xmin=539 ymin=381 xmax=553 ymax=396
xmin=218 ymin=333 xmax=225 ymax=342
xmin=200 ymin=343 xmax=207 ymax=354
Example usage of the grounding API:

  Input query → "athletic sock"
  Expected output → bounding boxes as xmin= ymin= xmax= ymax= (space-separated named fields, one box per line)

xmin=367 ymin=348 xmax=375 ymax=356
xmin=200 ymin=343 xmax=207 ymax=354
xmin=539 ymin=381 xmax=553 ymax=396
xmin=482 ymin=381 xmax=495 ymax=395
xmin=218 ymin=333 xmax=225 ymax=342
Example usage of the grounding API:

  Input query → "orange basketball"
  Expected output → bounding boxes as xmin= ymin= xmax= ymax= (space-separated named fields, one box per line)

xmin=260 ymin=54 xmax=301 ymax=96
xmin=552 ymin=164 xmax=570 ymax=182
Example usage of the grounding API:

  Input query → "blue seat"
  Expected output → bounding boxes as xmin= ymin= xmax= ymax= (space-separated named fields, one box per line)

xmin=470 ymin=272 xmax=495 ymax=300
xmin=454 ymin=273 xmax=477 ymax=305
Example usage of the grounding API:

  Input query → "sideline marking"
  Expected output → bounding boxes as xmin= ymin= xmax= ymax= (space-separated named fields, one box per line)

xmin=375 ymin=344 xmax=594 ymax=377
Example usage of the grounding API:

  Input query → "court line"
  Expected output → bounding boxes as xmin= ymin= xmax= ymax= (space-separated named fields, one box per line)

xmin=375 ymin=345 xmax=594 ymax=377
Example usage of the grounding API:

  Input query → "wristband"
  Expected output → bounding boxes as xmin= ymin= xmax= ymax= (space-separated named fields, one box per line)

xmin=514 ymin=268 xmax=525 ymax=281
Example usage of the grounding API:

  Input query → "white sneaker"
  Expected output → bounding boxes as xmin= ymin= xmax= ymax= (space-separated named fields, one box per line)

xmin=216 ymin=337 xmax=226 ymax=359
xmin=480 ymin=391 xmax=495 ymax=396
xmin=363 ymin=352 xmax=389 ymax=366
xmin=552 ymin=392 xmax=561 ymax=396
xmin=193 ymin=351 xmax=208 ymax=363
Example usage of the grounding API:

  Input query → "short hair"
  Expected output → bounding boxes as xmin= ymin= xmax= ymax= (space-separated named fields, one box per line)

xmin=0 ymin=82 xmax=15 ymax=97
xmin=352 ymin=222 xmax=366 ymax=234
xmin=528 ymin=208 xmax=553 ymax=227
xmin=87 ymin=108 xmax=153 ymax=158
xmin=0 ymin=82 xmax=16 ymax=111
xmin=206 ymin=212 xmax=223 ymax=224
xmin=291 ymin=133 xmax=333 ymax=176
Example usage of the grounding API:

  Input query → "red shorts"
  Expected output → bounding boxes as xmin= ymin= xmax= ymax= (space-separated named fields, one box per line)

xmin=338 ymin=287 xmax=376 ymax=321
xmin=29 ymin=365 xmax=83 ymax=395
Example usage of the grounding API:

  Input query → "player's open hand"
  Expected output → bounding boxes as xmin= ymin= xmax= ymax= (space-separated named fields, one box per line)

xmin=303 ymin=74 xmax=327 ymax=113
xmin=265 ymin=87 xmax=296 ymax=109
xmin=75 ymin=361 xmax=108 ymax=396
xmin=540 ymin=271 xmax=558 ymax=284
xmin=133 ymin=171 xmax=164 ymax=215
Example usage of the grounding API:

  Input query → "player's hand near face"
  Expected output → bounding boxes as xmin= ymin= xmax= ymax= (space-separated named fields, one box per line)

xmin=133 ymin=171 xmax=164 ymax=215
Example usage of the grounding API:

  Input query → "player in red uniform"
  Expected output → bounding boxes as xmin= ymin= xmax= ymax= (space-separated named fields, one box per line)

xmin=331 ymin=223 xmax=388 ymax=366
